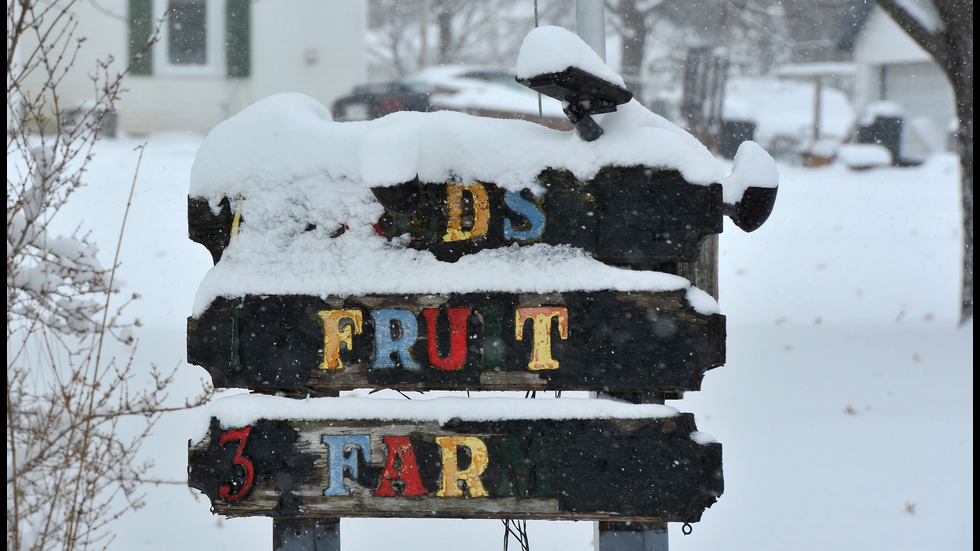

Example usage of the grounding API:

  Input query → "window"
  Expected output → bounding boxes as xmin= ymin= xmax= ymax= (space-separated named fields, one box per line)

xmin=129 ymin=0 xmax=250 ymax=78
xmin=167 ymin=0 xmax=208 ymax=65
xmin=154 ymin=0 xmax=224 ymax=75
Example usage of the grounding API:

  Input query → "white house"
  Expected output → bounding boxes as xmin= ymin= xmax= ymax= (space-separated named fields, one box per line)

xmin=16 ymin=0 xmax=367 ymax=135
xmin=836 ymin=1 xmax=956 ymax=162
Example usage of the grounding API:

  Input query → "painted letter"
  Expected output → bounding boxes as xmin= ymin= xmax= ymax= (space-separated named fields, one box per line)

xmin=318 ymin=310 xmax=363 ymax=370
xmin=218 ymin=427 xmax=254 ymax=502
xmin=435 ymin=436 xmax=489 ymax=498
xmin=479 ymin=308 xmax=505 ymax=371
xmin=423 ymin=308 xmax=471 ymax=371
xmin=515 ymin=307 xmax=569 ymax=370
xmin=322 ymin=435 xmax=371 ymax=496
xmin=503 ymin=190 xmax=545 ymax=240
xmin=443 ymin=183 xmax=490 ymax=242
xmin=493 ymin=436 xmax=556 ymax=497
xmin=372 ymin=309 xmax=420 ymax=369
xmin=375 ymin=436 xmax=428 ymax=497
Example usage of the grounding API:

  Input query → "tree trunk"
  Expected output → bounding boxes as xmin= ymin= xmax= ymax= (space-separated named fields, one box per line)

xmin=876 ymin=0 xmax=973 ymax=323
xmin=949 ymin=55 xmax=974 ymax=323
xmin=943 ymin=23 xmax=974 ymax=324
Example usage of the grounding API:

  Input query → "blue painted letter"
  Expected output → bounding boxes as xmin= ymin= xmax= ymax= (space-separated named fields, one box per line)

xmin=323 ymin=434 xmax=371 ymax=496
xmin=503 ymin=190 xmax=545 ymax=240
xmin=372 ymin=309 xmax=421 ymax=369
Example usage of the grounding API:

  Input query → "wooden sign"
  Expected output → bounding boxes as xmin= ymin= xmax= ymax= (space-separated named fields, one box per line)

xmin=187 ymin=413 xmax=723 ymax=522
xmin=188 ymin=166 xmax=724 ymax=267
xmin=187 ymin=290 xmax=724 ymax=394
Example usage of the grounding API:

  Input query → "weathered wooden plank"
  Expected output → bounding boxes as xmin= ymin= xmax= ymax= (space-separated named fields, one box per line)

xmin=187 ymin=414 xmax=723 ymax=522
xmin=188 ymin=166 xmax=724 ymax=268
xmin=373 ymin=167 xmax=723 ymax=265
xmin=186 ymin=290 xmax=724 ymax=394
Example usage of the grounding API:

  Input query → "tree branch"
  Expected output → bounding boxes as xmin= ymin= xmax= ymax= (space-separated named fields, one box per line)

xmin=874 ymin=0 xmax=951 ymax=65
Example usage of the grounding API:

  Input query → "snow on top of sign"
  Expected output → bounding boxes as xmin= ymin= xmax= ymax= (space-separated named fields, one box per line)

xmin=689 ymin=431 xmax=718 ymax=445
xmin=721 ymin=141 xmax=779 ymax=205
xmin=188 ymin=393 xmax=681 ymax=445
xmin=187 ymin=27 xmax=774 ymax=315
xmin=189 ymin=94 xmax=726 ymax=197
xmin=514 ymin=25 xmax=625 ymax=87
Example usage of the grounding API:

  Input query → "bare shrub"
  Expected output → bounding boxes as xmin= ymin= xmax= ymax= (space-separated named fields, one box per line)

xmin=7 ymin=3 xmax=210 ymax=550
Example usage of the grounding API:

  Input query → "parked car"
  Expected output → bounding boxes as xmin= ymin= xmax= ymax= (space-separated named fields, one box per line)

xmin=330 ymin=82 xmax=431 ymax=122
xmin=330 ymin=65 xmax=570 ymax=130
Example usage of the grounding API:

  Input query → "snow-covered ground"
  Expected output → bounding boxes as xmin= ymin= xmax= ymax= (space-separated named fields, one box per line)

xmin=22 ymin=25 xmax=970 ymax=551
xmin=42 ymin=119 xmax=971 ymax=550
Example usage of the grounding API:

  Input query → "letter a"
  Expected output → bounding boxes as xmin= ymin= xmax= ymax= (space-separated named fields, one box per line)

xmin=375 ymin=436 xmax=428 ymax=497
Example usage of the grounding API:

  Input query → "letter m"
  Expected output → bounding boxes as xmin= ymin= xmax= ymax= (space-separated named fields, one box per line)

xmin=493 ymin=436 xmax=556 ymax=498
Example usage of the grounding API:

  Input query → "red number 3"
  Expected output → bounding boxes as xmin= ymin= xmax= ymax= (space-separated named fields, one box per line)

xmin=219 ymin=427 xmax=255 ymax=502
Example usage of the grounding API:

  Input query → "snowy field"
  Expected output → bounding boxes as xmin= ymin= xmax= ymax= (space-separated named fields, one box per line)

xmin=39 ymin=123 xmax=972 ymax=551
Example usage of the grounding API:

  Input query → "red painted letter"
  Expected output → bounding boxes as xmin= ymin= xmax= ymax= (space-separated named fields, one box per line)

xmin=375 ymin=436 xmax=428 ymax=497
xmin=423 ymin=308 xmax=471 ymax=371
xmin=219 ymin=427 xmax=254 ymax=502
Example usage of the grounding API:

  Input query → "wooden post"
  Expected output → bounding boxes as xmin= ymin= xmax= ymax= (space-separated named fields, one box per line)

xmin=571 ymin=5 xmax=674 ymax=547
xmin=595 ymin=234 xmax=719 ymax=551
xmin=271 ymin=389 xmax=341 ymax=551
xmin=273 ymin=518 xmax=340 ymax=551
xmin=596 ymin=522 xmax=668 ymax=551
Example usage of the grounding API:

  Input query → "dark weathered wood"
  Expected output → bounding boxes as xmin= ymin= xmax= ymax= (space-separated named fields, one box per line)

xmin=186 ymin=290 xmax=724 ymax=394
xmin=373 ymin=166 xmax=723 ymax=265
xmin=187 ymin=195 xmax=235 ymax=264
xmin=188 ymin=166 xmax=725 ymax=268
xmin=675 ymin=234 xmax=719 ymax=303
xmin=188 ymin=414 xmax=722 ymax=522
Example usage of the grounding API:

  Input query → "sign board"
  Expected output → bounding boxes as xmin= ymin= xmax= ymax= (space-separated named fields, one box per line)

xmin=188 ymin=166 xmax=723 ymax=267
xmin=188 ymin=413 xmax=723 ymax=522
xmin=187 ymin=290 xmax=724 ymax=394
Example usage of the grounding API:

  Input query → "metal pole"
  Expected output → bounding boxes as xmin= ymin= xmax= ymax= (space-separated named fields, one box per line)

xmin=576 ymin=0 xmax=606 ymax=61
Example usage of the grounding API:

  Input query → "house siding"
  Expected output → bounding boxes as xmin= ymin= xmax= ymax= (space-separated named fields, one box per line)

xmin=851 ymin=7 xmax=955 ymax=161
xmin=14 ymin=0 xmax=366 ymax=135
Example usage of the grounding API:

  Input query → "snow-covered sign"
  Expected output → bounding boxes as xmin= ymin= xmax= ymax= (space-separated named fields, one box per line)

xmin=187 ymin=289 xmax=724 ymax=394
xmin=187 ymin=405 xmax=722 ymax=522
xmin=189 ymin=165 xmax=724 ymax=267
xmin=185 ymin=25 xmax=776 ymax=526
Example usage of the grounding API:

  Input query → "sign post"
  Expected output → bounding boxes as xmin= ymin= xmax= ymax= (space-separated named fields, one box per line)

xmin=185 ymin=24 xmax=776 ymax=551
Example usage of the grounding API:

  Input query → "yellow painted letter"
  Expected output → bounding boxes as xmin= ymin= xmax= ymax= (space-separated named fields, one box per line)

xmin=318 ymin=309 xmax=363 ymax=370
xmin=443 ymin=183 xmax=490 ymax=242
xmin=435 ymin=436 xmax=489 ymax=497
xmin=515 ymin=307 xmax=569 ymax=371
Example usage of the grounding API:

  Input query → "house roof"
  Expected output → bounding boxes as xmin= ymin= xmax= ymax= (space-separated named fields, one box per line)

xmin=834 ymin=0 xmax=875 ymax=52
